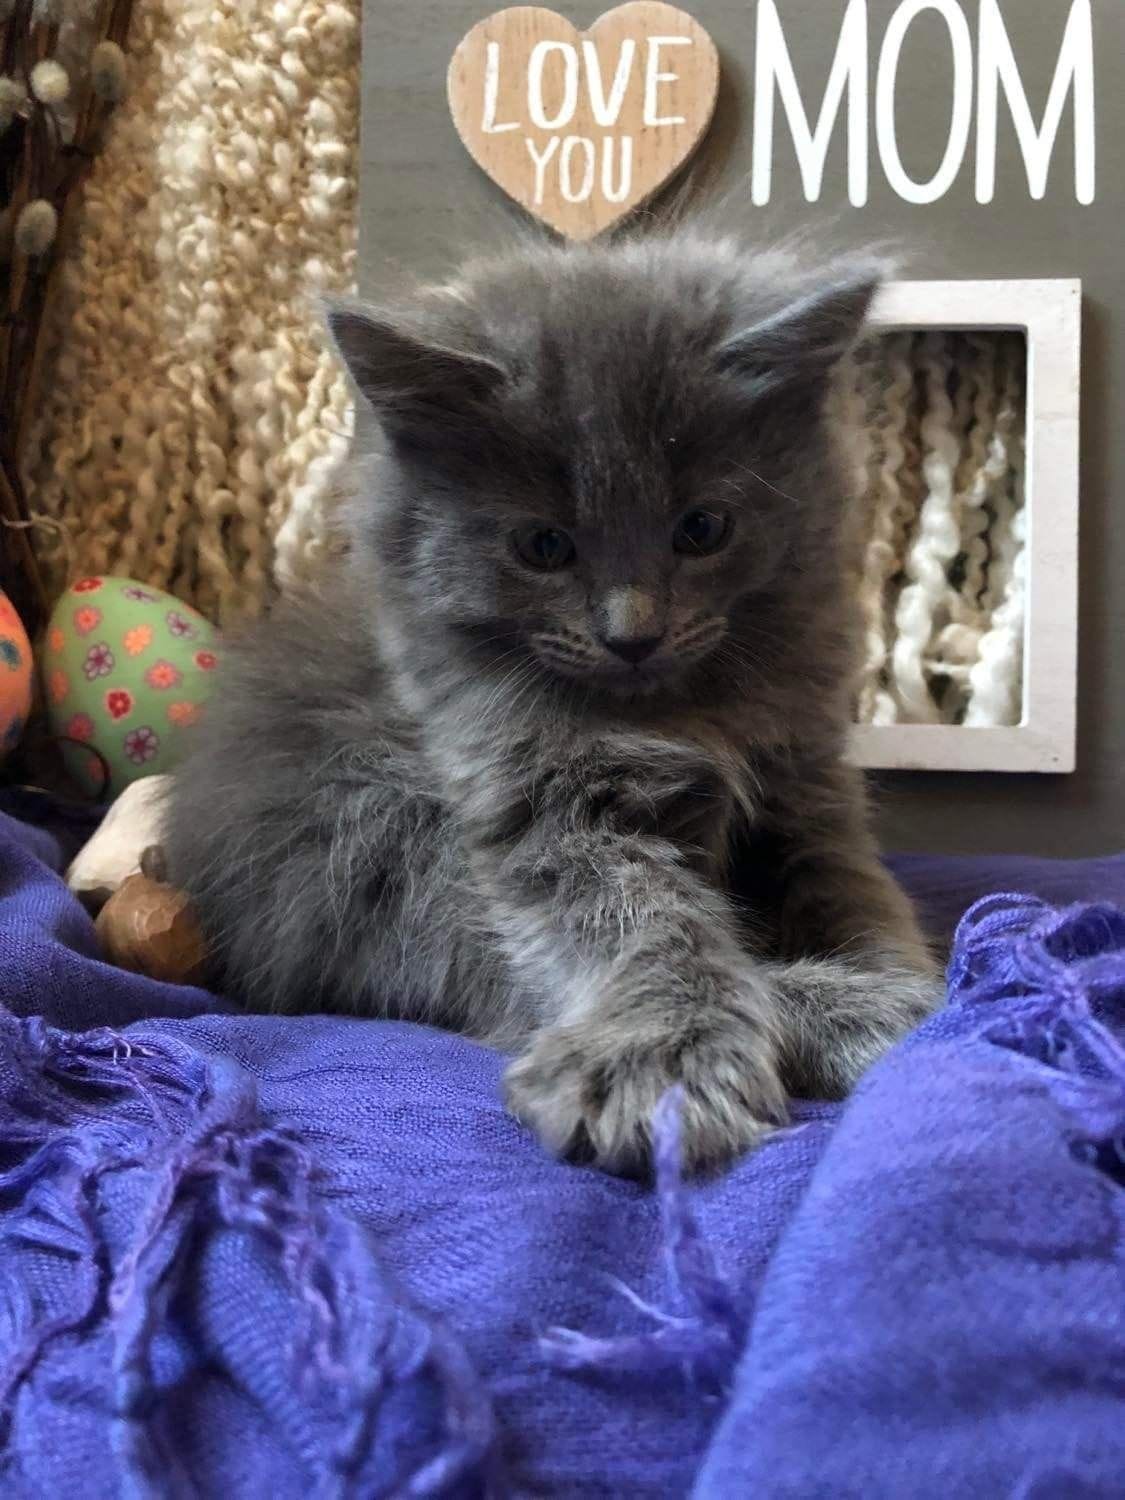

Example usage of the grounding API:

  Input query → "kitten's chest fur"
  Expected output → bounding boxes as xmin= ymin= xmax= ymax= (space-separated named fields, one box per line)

xmin=427 ymin=685 xmax=764 ymax=887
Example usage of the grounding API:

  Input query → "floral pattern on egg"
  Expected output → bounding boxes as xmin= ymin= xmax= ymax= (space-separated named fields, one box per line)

xmin=44 ymin=576 xmax=220 ymax=798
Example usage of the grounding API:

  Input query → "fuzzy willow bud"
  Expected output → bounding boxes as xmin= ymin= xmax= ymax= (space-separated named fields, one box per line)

xmin=0 ymin=76 xmax=27 ymax=132
xmin=30 ymin=59 xmax=70 ymax=108
xmin=15 ymin=199 xmax=59 ymax=257
xmin=90 ymin=40 xmax=128 ymax=104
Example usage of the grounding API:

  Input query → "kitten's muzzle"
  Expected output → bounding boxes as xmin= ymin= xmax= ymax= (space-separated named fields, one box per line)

xmin=593 ymin=586 xmax=666 ymax=667
xmin=597 ymin=630 xmax=664 ymax=665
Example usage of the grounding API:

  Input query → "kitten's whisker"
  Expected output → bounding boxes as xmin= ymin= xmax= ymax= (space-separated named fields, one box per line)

xmin=501 ymin=665 xmax=548 ymax=731
xmin=479 ymin=653 xmax=537 ymax=722
xmin=710 ymin=638 xmax=771 ymax=684
xmin=728 ymin=459 xmax=806 ymax=508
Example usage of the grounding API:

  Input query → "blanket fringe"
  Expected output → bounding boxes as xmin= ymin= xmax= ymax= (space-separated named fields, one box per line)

xmin=544 ymin=894 xmax=1125 ymax=1386
xmin=949 ymin=894 xmax=1125 ymax=1182
xmin=540 ymin=1089 xmax=746 ymax=1390
xmin=0 ymin=1018 xmax=498 ymax=1495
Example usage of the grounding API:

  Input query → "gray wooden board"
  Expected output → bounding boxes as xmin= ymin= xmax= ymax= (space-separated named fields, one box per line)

xmin=361 ymin=0 xmax=1124 ymax=856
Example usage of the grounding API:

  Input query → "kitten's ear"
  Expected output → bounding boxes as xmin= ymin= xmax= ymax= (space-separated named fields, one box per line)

xmin=325 ymin=299 xmax=505 ymax=426
xmin=716 ymin=267 xmax=883 ymax=398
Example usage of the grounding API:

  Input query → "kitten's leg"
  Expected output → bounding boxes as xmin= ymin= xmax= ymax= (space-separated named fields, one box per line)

xmin=169 ymin=732 xmax=509 ymax=1033
xmin=454 ymin=737 xmax=789 ymax=1175
xmin=759 ymin=759 xmax=942 ymax=1098
xmin=163 ymin=596 xmax=508 ymax=1034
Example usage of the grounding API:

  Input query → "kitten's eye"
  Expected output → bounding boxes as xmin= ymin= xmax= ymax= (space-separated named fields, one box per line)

xmin=673 ymin=509 xmax=731 ymax=556
xmin=512 ymin=524 xmax=575 ymax=571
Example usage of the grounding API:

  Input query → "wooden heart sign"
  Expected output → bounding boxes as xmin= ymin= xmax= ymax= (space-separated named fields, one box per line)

xmin=447 ymin=3 xmax=720 ymax=239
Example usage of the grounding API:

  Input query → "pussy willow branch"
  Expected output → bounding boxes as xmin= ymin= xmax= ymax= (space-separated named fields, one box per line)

xmin=0 ymin=0 xmax=135 ymax=629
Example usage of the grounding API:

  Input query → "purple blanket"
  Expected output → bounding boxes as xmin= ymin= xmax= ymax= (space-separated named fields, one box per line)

xmin=1 ymin=803 xmax=1124 ymax=1497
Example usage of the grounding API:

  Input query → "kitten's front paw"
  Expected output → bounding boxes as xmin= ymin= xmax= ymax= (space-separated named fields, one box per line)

xmin=773 ymin=958 xmax=942 ymax=1098
xmin=504 ymin=992 xmax=787 ymax=1177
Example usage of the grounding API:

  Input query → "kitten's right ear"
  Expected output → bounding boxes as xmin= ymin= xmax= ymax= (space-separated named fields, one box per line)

xmin=325 ymin=299 xmax=505 ymax=427
xmin=716 ymin=265 xmax=884 ymax=400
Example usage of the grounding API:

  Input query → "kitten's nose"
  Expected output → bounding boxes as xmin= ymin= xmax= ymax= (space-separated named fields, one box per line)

xmin=600 ymin=632 xmax=663 ymax=665
xmin=595 ymin=586 xmax=666 ymax=666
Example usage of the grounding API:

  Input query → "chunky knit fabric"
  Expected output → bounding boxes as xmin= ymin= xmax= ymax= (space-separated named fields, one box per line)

xmin=23 ymin=0 xmax=359 ymax=624
xmin=838 ymin=330 xmax=1027 ymax=728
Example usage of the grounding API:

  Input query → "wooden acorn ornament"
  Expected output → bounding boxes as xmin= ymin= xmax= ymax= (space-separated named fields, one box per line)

xmin=95 ymin=844 xmax=209 ymax=986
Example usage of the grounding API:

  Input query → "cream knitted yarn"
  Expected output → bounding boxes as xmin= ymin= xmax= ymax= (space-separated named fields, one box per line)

xmin=839 ymin=331 xmax=1027 ymax=728
xmin=24 ymin=0 xmax=359 ymax=623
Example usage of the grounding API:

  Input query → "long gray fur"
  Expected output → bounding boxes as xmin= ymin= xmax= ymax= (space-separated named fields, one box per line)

xmin=165 ymin=229 xmax=938 ymax=1176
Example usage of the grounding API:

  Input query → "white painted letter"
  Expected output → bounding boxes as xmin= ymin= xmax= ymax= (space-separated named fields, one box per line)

xmin=876 ymin=0 xmax=973 ymax=205
xmin=528 ymin=41 xmax=579 ymax=130
xmin=643 ymin=37 xmax=691 ymax=126
xmin=601 ymin=135 xmax=634 ymax=201
xmin=976 ymin=0 xmax=1094 ymax=204
xmin=525 ymin=136 xmax=560 ymax=204
xmin=752 ymin=0 xmax=868 ymax=207
xmin=559 ymin=136 xmax=596 ymax=202
xmin=481 ymin=41 xmax=519 ymax=133
xmin=583 ymin=38 xmax=636 ymax=126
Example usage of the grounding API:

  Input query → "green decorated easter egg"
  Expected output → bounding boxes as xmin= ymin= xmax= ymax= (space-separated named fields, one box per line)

xmin=43 ymin=576 xmax=219 ymax=798
xmin=0 ymin=587 xmax=33 ymax=761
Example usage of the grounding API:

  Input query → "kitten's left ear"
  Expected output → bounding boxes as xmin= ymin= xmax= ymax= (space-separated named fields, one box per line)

xmin=717 ymin=266 xmax=883 ymax=398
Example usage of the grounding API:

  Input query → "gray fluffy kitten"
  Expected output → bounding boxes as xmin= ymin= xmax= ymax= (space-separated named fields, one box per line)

xmin=165 ymin=230 xmax=938 ymax=1176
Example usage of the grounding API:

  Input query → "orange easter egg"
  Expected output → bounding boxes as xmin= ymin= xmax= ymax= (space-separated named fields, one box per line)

xmin=0 ymin=588 xmax=33 ymax=761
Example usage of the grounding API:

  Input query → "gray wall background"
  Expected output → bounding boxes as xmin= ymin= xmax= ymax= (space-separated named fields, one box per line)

xmin=361 ymin=0 xmax=1123 ymax=855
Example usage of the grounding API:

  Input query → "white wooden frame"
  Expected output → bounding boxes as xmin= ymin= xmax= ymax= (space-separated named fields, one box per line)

xmin=847 ymin=278 xmax=1081 ymax=775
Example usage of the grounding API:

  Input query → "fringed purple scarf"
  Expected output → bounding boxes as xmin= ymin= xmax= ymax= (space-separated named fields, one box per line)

xmin=1 ymin=807 xmax=1123 ymax=1497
